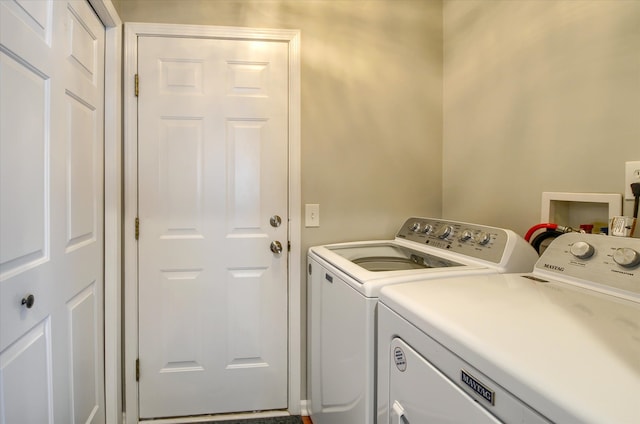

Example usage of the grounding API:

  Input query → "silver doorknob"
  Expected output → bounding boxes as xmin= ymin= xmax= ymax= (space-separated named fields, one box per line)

xmin=270 ymin=215 xmax=282 ymax=228
xmin=270 ymin=241 xmax=283 ymax=254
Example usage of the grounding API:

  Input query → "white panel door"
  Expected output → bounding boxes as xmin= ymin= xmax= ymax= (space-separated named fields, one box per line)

xmin=137 ymin=36 xmax=289 ymax=418
xmin=0 ymin=1 xmax=105 ymax=423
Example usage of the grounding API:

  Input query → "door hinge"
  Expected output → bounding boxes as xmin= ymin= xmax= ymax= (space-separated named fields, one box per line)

xmin=134 ymin=74 xmax=139 ymax=97
xmin=136 ymin=358 xmax=140 ymax=381
xmin=288 ymin=240 xmax=291 ymax=252
xmin=135 ymin=217 xmax=140 ymax=240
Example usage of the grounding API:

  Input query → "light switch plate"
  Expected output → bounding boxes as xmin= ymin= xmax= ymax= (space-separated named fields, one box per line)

xmin=625 ymin=161 xmax=640 ymax=200
xmin=305 ymin=204 xmax=320 ymax=227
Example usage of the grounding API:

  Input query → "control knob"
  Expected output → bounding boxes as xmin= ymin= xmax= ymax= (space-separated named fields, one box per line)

xmin=410 ymin=222 xmax=421 ymax=232
xmin=435 ymin=225 xmax=453 ymax=239
xmin=422 ymin=224 xmax=434 ymax=235
xmin=569 ymin=241 xmax=595 ymax=260
xmin=613 ymin=247 xmax=640 ymax=268
xmin=459 ymin=230 xmax=473 ymax=242
xmin=475 ymin=232 xmax=491 ymax=245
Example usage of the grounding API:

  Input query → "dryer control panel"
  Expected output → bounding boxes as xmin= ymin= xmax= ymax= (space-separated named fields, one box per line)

xmin=396 ymin=217 xmax=525 ymax=266
xmin=535 ymin=232 xmax=640 ymax=299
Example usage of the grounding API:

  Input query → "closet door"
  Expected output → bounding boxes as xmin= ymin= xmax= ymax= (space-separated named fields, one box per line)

xmin=0 ymin=1 xmax=105 ymax=422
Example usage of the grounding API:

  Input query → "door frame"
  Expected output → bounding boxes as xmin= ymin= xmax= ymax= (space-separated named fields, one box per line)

xmin=123 ymin=23 xmax=301 ymax=423
xmin=85 ymin=1 xmax=122 ymax=423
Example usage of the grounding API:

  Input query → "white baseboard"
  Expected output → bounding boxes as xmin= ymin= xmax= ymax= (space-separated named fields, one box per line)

xmin=299 ymin=400 xmax=310 ymax=417
xmin=138 ymin=410 xmax=291 ymax=423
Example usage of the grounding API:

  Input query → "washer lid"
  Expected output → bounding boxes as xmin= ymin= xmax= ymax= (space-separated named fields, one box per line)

xmin=326 ymin=243 xmax=463 ymax=272
xmin=379 ymin=273 xmax=640 ymax=424
xmin=309 ymin=240 xmax=487 ymax=297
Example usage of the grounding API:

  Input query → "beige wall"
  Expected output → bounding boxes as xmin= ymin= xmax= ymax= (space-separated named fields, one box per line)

xmin=443 ymin=0 xmax=640 ymax=236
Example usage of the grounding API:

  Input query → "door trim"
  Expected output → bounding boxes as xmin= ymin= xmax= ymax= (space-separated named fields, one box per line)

xmin=123 ymin=23 xmax=301 ymax=423
xmin=86 ymin=1 xmax=122 ymax=423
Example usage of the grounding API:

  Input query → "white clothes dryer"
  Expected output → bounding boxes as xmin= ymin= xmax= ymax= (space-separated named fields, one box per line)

xmin=307 ymin=217 xmax=538 ymax=424
xmin=378 ymin=233 xmax=640 ymax=423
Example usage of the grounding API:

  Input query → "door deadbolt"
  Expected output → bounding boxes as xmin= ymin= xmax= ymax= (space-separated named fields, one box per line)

xmin=270 ymin=240 xmax=283 ymax=254
xmin=270 ymin=215 xmax=282 ymax=228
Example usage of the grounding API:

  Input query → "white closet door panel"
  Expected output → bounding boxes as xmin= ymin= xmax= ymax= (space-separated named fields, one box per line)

xmin=0 ymin=318 xmax=53 ymax=424
xmin=0 ymin=1 xmax=105 ymax=422
xmin=0 ymin=50 xmax=49 ymax=279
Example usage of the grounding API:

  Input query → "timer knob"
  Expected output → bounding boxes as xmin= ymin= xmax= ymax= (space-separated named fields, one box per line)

xmin=410 ymin=222 xmax=421 ymax=232
xmin=569 ymin=241 xmax=595 ymax=259
xmin=475 ymin=232 xmax=491 ymax=245
xmin=613 ymin=248 xmax=640 ymax=268
xmin=435 ymin=225 xmax=453 ymax=239
xmin=459 ymin=230 xmax=473 ymax=242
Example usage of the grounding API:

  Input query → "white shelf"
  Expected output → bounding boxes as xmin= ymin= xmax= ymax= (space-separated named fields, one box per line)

xmin=540 ymin=192 xmax=622 ymax=232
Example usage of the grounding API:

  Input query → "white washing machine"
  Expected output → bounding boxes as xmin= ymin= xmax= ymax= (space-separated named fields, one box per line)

xmin=378 ymin=233 xmax=640 ymax=423
xmin=307 ymin=217 xmax=538 ymax=424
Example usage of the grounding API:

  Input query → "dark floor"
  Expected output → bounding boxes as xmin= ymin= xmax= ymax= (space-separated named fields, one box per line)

xmin=204 ymin=417 xmax=303 ymax=424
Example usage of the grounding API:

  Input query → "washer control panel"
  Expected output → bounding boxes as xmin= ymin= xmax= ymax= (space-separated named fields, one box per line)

xmin=396 ymin=218 xmax=512 ymax=264
xmin=536 ymin=232 xmax=640 ymax=298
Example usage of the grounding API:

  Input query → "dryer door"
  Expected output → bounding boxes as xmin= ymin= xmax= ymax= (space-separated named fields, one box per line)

xmin=389 ymin=338 xmax=501 ymax=423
